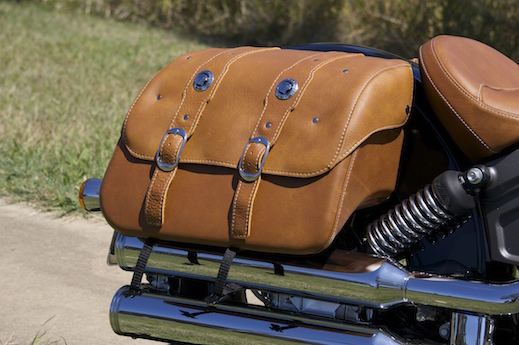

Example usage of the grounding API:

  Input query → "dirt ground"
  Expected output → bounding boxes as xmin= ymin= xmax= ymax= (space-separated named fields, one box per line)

xmin=0 ymin=199 xmax=156 ymax=345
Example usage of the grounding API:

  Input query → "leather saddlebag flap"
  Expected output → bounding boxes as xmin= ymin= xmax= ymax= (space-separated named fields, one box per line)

xmin=100 ymin=47 xmax=413 ymax=254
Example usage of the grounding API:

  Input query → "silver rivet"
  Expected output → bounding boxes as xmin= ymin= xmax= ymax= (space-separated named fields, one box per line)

xmin=183 ymin=114 xmax=189 ymax=120
xmin=193 ymin=70 xmax=214 ymax=92
xmin=343 ymin=69 xmax=349 ymax=73
xmin=265 ymin=122 xmax=272 ymax=128
xmin=157 ymin=94 xmax=162 ymax=100
xmin=275 ymin=78 xmax=298 ymax=100
xmin=187 ymin=56 xmax=192 ymax=60
xmin=313 ymin=117 xmax=319 ymax=124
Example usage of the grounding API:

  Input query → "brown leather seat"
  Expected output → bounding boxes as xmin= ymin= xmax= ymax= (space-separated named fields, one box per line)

xmin=420 ymin=35 xmax=519 ymax=162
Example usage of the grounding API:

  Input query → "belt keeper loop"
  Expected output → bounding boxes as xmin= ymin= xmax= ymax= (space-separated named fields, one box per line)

xmin=238 ymin=137 xmax=270 ymax=182
xmin=155 ymin=128 xmax=188 ymax=172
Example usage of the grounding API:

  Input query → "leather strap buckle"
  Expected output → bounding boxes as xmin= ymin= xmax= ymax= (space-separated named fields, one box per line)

xmin=155 ymin=128 xmax=187 ymax=172
xmin=238 ymin=137 xmax=270 ymax=182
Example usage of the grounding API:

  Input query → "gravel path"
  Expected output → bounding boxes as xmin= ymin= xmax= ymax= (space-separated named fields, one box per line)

xmin=0 ymin=199 xmax=156 ymax=345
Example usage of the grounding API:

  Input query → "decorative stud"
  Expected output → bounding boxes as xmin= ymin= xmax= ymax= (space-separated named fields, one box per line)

xmin=183 ymin=114 xmax=189 ymax=120
xmin=313 ymin=117 xmax=319 ymax=124
xmin=275 ymin=78 xmax=298 ymax=100
xmin=193 ymin=70 xmax=214 ymax=92
xmin=343 ymin=69 xmax=349 ymax=73
xmin=157 ymin=94 xmax=162 ymax=100
xmin=265 ymin=122 xmax=272 ymax=128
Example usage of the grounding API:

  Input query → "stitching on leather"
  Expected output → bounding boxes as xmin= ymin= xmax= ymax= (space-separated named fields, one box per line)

xmin=335 ymin=63 xmax=411 ymax=166
xmin=178 ymin=111 xmax=407 ymax=176
xmin=254 ymin=146 xmax=263 ymax=171
xmin=231 ymin=179 xmax=259 ymax=239
xmin=170 ymin=65 xmax=411 ymax=177
xmin=231 ymin=180 xmax=243 ymax=237
xmin=123 ymin=68 xmax=163 ymax=161
xmin=332 ymin=69 xmax=412 ymax=165
xmin=240 ymin=144 xmax=249 ymax=168
xmin=123 ymin=49 xmax=233 ymax=161
xmin=167 ymin=48 xmax=236 ymax=130
xmin=242 ymin=179 xmax=259 ymax=239
xmin=157 ymin=169 xmax=176 ymax=226
xmin=148 ymin=48 xmax=276 ymax=228
xmin=159 ymin=135 xmax=183 ymax=164
xmin=317 ymin=151 xmax=357 ymax=253
xmin=251 ymin=52 xmax=324 ymax=136
xmin=133 ymin=60 xmax=412 ymax=175
xmin=145 ymin=169 xmax=162 ymax=226
xmin=271 ymin=54 xmax=354 ymax=140
xmin=185 ymin=48 xmax=276 ymax=136
xmin=148 ymin=48 xmax=275 ymax=160
xmin=420 ymin=41 xmax=494 ymax=152
xmin=182 ymin=158 xmax=236 ymax=168
xmin=429 ymin=38 xmax=519 ymax=121
xmin=148 ymin=49 xmax=238 ymax=227
xmin=261 ymin=64 xmax=411 ymax=176
xmin=245 ymin=143 xmax=265 ymax=172
xmin=125 ymin=145 xmax=154 ymax=161
xmin=332 ymin=151 xmax=356 ymax=233
xmin=122 ymin=69 xmax=163 ymax=147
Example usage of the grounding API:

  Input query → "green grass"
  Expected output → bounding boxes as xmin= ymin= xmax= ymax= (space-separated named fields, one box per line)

xmin=0 ymin=2 xmax=207 ymax=214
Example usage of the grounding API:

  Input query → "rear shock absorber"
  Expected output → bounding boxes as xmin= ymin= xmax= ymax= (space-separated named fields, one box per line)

xmin=367 ymin=166 xmax=490 ymax=258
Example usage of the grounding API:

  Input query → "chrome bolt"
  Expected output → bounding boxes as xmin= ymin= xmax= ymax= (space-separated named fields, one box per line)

xmin=416 ymin=312 xmax=426 ymax=322
xmin=439 ymin=322 xmax=450 ymax=339
xmin=467 ymin=167 xmax=484 ymax=185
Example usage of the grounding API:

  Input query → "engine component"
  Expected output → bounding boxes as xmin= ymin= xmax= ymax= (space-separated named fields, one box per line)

xmin=481 ymin=147 xmax=519 ymax=265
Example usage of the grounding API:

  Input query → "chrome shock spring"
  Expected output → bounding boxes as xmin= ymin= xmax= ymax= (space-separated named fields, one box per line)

xmin=367 ymin=184 xmax=454 ymax=257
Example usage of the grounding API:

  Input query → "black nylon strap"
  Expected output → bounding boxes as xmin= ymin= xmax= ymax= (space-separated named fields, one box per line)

xmin=206 ymin=248 xmax=239 ymax=304
xmin=127 ymin=238 xmax=156 ymax=296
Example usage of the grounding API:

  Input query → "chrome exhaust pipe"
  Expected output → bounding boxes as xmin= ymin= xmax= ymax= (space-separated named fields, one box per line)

xmin=114 ymin=234 xmax=519 ymax=315
xmin=110 ymin=286 xmax=404 ymax=345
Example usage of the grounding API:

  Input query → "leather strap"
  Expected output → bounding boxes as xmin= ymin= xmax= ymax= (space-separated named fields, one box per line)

xmin=231 ymin=51 xmax=357 ymax=239
xmin=145 ymin=47 xmax=276 ymax=226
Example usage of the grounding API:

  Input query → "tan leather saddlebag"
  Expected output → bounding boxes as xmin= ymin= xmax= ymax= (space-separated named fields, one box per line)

xmin=100 ymin=47 xmax=413 ymax=255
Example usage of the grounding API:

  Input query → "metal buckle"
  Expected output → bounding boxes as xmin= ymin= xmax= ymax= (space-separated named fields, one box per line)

xmin=155 ymin=128 xmax=187 ymax=172
xmin=238 ymin=137 xmax=270 ymax=182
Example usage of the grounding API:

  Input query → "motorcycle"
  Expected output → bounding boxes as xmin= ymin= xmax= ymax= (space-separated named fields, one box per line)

xmin=79 ymin=35 xmax=519 ymax=344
